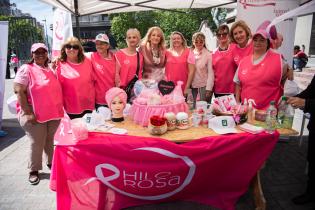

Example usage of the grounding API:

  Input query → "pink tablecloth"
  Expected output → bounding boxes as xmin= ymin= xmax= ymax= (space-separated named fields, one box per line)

xmin=50 ymin=131 xmax=279 ymax=210
xmin=129 ymin=101 xmax=188 ymax=126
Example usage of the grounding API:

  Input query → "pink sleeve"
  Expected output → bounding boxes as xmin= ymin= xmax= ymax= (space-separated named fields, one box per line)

xmin=187 ymin=49 xmax=195 ymax=64
xmin=14 ymin=64 xmax=29 ymax=86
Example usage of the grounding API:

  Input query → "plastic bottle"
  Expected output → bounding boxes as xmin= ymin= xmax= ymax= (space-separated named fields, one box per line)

xmin=247 ymin=99 xmax=256 ymax=124
xmin=265 ymin=101 xmax=277 ymax=134
xmin=186 ymin=89 xmax=194 ymax=110
xmin=283 ymin=104 xmax=295 ymax=129
xmin=277 ymin=96 xmax=287 ymax=126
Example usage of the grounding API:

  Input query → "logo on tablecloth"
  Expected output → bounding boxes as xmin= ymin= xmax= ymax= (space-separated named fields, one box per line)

xmin=85 ymin=147 xmax=196 ymax=200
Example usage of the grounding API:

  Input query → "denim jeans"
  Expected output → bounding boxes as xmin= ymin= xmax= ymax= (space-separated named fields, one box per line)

xmin=293 ymin=58 xmax=307 ymax=70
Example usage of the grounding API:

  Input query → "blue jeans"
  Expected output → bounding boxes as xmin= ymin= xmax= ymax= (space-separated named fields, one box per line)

xmin=293 ymin=58 xmax=307 ymax=70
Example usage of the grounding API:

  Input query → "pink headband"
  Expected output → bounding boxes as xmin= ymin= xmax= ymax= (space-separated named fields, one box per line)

xmin=105 ymin=87 xmax=127 ymax=108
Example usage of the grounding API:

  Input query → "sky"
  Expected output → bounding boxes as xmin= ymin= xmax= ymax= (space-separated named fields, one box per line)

xmin=11 ymin=0 xmax=54 ymax=36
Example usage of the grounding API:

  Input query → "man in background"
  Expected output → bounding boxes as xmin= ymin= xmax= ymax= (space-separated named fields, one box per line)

xmin=293 ymin=45 xmax=308 ymax=72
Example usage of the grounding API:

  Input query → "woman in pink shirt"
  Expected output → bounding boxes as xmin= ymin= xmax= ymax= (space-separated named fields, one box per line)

xmin=190 ymin=32 xmax=214 ymax=107
xmin=14 ymin=43 xmax=63 ymax=185
xmin=56 ymin=37 xmax=95 ymax=119
xmin=234 ymin=29 xmax=288 ymax=110
xmin=230 ymin=20 xmax=253 ymax=66
xmin=139 ymin=26 xmax=166 ymax=81
xmin=165 ymin=31 xmax=196 ymax=95
xmin=88 ymin=33 xmax=116 ymax=109
xmin=115 ymin=28 xmax=143 ymax=90
xmin=212 ymin=25 xmax=237 ymax=97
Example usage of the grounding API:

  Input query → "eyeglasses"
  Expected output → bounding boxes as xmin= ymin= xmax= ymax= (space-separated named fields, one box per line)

xmin=217 ymin=32 xmax=228 ymax=38
xmin=65 ymin=44 xmax=80 ymax=50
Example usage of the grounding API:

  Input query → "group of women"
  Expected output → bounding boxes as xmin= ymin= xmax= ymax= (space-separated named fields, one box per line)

xmin=14 ymin=20 xmax=291 ymax=185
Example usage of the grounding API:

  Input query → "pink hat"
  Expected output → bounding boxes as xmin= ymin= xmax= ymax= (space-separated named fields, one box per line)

xmin=31 ymin=43 xmax=48 ymax=53
xmin=253 ymin=29 xmax=269 ymax=39
xmin=255 ymin=20 xmax=278 ymax=40
xmin=95 ymin=33 xmax=110 ymax=43
xmin=105 ymin=87 xmax=127 ymax=108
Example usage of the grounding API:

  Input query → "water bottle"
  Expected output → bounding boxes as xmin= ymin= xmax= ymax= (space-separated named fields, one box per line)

xmin=186 ymin=90 xmax=194 ymax=111
xmin=266 ymin=101 xmax=277 ymax=134
xmin=277 ymin=96 xmax=287 ymax=126
xmin=283 ymin=104 xmax=295 ymax=129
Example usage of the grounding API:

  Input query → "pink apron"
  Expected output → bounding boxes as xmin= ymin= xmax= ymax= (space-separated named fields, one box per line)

xmin=212 ymin=44 xmax=237 ymax=94
xmin=91 ymin=52 xmax=116 ymax=105
xmin=238 ymin=50 xmax=283 ymax=110
xmin=232 ymin=41 xmax=253 ymax=66
xmin=57 ymin=58 xmax=95 ymax=114
xmin=115 ymin=50 xmax=143 ymax=88
xmin=27 ymin=64 xmax=63 ymax=122
xmin=165 ymin=48 xmax=192 ymax=92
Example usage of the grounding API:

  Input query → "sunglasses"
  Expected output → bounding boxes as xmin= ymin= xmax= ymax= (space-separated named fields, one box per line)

xmin=217 ymin=32 xmax=228 ymax=38
xmin=65 ymin=44 xmax=80 ymax=50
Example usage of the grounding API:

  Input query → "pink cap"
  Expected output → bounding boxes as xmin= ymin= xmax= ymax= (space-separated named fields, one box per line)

xmin=105 ymin=87 xmax=127 ymax=108
xmin=95 ymin=33 xmax=110 ymax=43
xmin=31 ymin=43 xmax=48 ymax=53
xmin=255 ymin=20 xmax=277 ymax=40
xmin=253 ymin=29 xmax=269 ymax=39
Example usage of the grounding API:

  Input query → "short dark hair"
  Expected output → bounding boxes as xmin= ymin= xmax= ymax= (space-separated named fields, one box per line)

xmin=294 ymin=45 xmax=300 ymax=50
xmin=216 ymin=25 xmax=229 ymax=34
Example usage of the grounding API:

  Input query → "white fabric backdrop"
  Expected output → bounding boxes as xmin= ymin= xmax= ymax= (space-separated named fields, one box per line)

xmin=0 ymin=21 xmax=9 ymax=129
xmin=52 ymin=8 xmax=73 ymax=59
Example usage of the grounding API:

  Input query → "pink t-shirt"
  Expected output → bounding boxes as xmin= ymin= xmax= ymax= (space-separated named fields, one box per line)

xmin=115 ymin=49 xmax=143 ymax=88
xmin=89 ymin=52 xmax=116 ymax=105
xmin=165 ymin=48 xmax=195 ymax=91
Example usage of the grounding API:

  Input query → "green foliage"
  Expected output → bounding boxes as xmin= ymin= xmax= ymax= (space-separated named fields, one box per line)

xmin=0 ymin=15 xmax=44 ymax=60
xmin=110 ymin=8 xmax=218 ymax=48
xmin=110 ymin=11 xmax=160 ymax=48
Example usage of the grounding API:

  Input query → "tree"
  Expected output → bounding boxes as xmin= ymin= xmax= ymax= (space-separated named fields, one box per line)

xmin=0 ymin=15 xmax=44 ymax=60
xmin=110 ymin=11 xmax=160 ymax=48
xmin=109 ymin=8 xmax=223 ymax=48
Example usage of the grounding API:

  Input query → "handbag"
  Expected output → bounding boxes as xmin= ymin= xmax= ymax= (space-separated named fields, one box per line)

xmin=124 ymin=51 xmax=140 ymax=103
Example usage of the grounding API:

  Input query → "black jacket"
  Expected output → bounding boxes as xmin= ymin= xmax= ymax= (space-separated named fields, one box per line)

xmin=296 ymin=75 xmax=315 ymax=130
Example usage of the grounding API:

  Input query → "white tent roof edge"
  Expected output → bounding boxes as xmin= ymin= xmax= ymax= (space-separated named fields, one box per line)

xmin=39 ymin=0 xmax=237 ymax=16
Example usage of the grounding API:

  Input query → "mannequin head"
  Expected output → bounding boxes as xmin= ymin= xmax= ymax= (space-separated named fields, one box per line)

xmin=105 ymin=87 xmax=127 ymax=121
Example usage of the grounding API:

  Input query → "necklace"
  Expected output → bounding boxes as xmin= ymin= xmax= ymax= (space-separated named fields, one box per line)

xmin=151 ymin=47 xmax=160 ymax=65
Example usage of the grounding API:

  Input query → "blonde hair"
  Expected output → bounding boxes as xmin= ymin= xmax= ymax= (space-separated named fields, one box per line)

xmin=125 ymin=28 xmax=141 ymax=47
xmin=169 ymin=31 xmax=187 ymax=50
xmin=59 ymin=37 xmax=85 ymax=63
xmin=142 ymin=26 xmax=166 ymax=50
xmin=230 ymin=20 xmax=252 ymax=44
xmin=191 ymin=32 xmax=206 ymax=49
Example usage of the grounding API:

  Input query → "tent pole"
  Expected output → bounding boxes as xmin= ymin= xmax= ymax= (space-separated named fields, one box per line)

xmin=74 ymin=0 xmax=80 ymax=39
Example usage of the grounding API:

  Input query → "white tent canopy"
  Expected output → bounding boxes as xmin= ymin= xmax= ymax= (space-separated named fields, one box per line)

xmin=40 ymin=0 xmax=236 ymax=16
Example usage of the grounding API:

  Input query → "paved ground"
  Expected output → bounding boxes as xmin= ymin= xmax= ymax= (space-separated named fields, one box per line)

xmin=1 ymin=79 xmax=314 ymax=210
